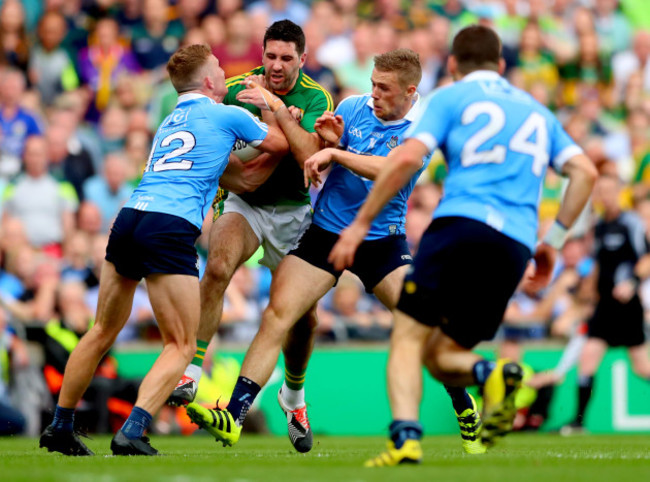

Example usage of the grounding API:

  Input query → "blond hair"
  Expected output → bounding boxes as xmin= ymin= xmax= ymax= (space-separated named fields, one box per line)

xmin=374 ymin=48 xmax=422 ymax=89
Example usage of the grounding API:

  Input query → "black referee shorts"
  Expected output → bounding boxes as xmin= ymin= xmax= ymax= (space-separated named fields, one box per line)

xmin=588 ymin=296 xmax=646 ymax=347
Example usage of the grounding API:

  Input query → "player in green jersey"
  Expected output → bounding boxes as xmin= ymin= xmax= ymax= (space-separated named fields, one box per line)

xmin=169 ymin=20 xmax=333 ymax=454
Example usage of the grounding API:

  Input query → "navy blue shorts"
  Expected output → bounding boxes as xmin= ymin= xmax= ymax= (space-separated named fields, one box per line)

xmin=105 ymin=208 xmax=201 ymax=280
xmin=396 ymin=216 xmax=531 ymax=349
xmin=289 ymin=223 xmax=412 ymax=292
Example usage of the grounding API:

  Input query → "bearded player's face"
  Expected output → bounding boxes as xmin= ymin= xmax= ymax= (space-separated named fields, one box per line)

xmin=262 ymin=40 xmax=305 ymax=94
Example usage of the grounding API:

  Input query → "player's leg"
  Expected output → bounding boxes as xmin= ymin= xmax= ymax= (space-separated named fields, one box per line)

xmin=628 ymin=343 xmax=650 ymax=378
xmin=186 ymin=254 xmax=336 ymax=446
xmin=280 ymin=306 xmax=318 ymax=452
xmin=111 ymin=273 xmax=199 ymax=455
xmin=562 ymin=336 xmax=607 ymax=433
xmin=371 ymin=263 xmax=482 ymax=455
xmin=264 ymin=209 xmax=321 ymax=451
xmin=168 ymin=211 xmax=260 ymax=406
xmin=40 ymin=261 xmax=138 ymax=456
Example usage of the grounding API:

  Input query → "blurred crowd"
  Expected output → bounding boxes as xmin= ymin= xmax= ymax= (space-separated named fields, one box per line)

xmin=2 ymin=0 xmax=650 ymax=434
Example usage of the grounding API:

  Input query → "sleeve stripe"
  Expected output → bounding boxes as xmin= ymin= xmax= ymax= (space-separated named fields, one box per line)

xmin=552 ymin=145 xmax=583 ymax=172
xmin=299 ymin=79 xmax=334 ymax=111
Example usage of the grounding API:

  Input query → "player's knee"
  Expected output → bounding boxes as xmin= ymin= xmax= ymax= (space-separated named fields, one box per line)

xmin=90 ymin=324 xmax=120 ymax=354
xmin=259 ymin=305 xmax=292 ymax=340
xmin=203 ymin=256 xmax=236 ymax=291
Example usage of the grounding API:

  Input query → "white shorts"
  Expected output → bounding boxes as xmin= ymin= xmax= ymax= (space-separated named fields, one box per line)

xmin=221 ymin=193 xmax=312 ymax=270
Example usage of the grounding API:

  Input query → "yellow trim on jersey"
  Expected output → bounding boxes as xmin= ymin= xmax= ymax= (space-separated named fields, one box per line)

xmin=300 ymin=74 xmax=334 ymax=111
xmin=225 ymin=68 xmax=260 ymax=88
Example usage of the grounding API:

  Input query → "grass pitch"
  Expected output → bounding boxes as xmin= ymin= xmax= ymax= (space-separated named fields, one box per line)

xmin=1 ymin=433 xmax=649 ymax=482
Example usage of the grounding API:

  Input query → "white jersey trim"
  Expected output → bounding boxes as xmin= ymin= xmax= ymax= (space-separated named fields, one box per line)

xmin=411 ymin=132 xmax=438 ymax=154
xmin=553 ymin=145 xmax=583 ymax=172
xmin=177 ymin=92 xmax=214 ymax=105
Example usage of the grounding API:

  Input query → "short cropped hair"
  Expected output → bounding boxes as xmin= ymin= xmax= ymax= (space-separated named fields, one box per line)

xmin=166 ymin=44 xmax=212 ymax=93
xmin=374 ymin=48 xmax=422 ymax=89
xmin=264 ymin=19 xmax=306 ymax=55
xmin=451 ymin=25 xmax=501 ymax=74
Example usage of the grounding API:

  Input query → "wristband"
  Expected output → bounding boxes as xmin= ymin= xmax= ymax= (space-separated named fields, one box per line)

xmin=542 ymin=220 xmax=569 ymax=250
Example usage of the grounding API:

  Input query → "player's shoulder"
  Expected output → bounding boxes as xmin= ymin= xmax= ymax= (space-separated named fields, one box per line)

xmin=298 ymin=71 xmax=334 ymax=110
xmin=419 ymin=83 xmax=458 ymax=110
xmin=336 ymin=93 xmax=372 ymax=114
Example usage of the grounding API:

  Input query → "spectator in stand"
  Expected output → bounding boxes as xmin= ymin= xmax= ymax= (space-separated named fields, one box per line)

xmin=82 ymin=153 xmax=134 ymax=233
xmin=175 ymin=0 xmax=214 ymax=30
xmin=0 ymin=307 xmax=28 ymax=436
xmin=130 ymin=0 xmax=185 ymax=72
xmin=594 ymin=0 xmax=632 ymax=56
xmin=0 ymin=69 xmax=45 ymax=178
xmin=301 ymin=21 xmax=341 ymax=103
xmin=0 ymin=244 xmax=59 ymax=325
xmin=335 ymin=22 xmax=375 ymax=95
xmin=325 ymin=274 xmax=392 ymax=341
xmin=212 ymin=10 xmax=263 ymax=79
xmin=2 ymin=136 xmax=78 ymax=255
xmin=98 ymin=105 xmax=129 ymax=155
xmin=77 ymin=17 xmax=140 ymax=122
xmin=0 ymin=0 xmax=30 ymax=73
xmin=46 ymin=123 xmax=95 ymax=202
xmin=516 ymin=20 xmax=559 ymax=102
xmin=612 ymin=30 xmax=650 ymax=106
xmin=60 ymin=230 xmax=93 ymax=284
xmin=49 ymin=95 xmax=104 ymax=171
xmin=558 ymin=32 xmax=614 ymax=109
xmin=218 ymin=266 xmax=263 ymax=344
xmin=313 ymin=1 xmax=355 ymax=70
xmin=247 ymin=0 xmax=310 ymax=27
xmin=29 ymin=11 xmax=79 ymax=107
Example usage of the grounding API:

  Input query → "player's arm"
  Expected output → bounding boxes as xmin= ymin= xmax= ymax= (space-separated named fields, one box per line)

xmin=328 ymin=138 xmax=429 ymax=270
xmin=528 ymin=154 xmax=598 ymax=290
xmin=219 ymin=104 xmax=290 ymax=193
xmin=220 ymin=152 xmax=281 ymax=193
xmin=303 ymin=147 xmax=393 ymax=188
xmin=237 ymin=80 xmax=326 ymax=166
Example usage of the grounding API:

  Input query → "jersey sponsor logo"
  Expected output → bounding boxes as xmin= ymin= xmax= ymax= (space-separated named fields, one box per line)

xmin=348 ymin=126 xmax=363 ymax=138
xmin=368 ymin=138 xmax=378 ymax=149
xmin=134 ymin=201 xmax=149 ymax=211
xmin=386 ymin=135 xmax=399 ymax=150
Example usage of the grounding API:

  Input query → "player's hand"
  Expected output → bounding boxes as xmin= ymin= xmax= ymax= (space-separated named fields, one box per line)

xmin=328 ymin=221 xmax=370 ymax=271
xmin=237 ymin=79 xmax=283 ymax=112
xmin=523 ymin=243 xmax=557 ymax=292
xmin=303 ymin=148 xmax=334 ymax=188
xmin=612 ymin=279 xmax=637 ymax=303
xmin=288 ymin=105 xmax=303 ymax=122
xmin=315 ymin=111 xmax=344 ymax=145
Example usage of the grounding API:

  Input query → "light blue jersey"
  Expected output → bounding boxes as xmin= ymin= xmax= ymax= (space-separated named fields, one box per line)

xmin=124 ymin=93 xmax=268 ymax=229
xmin=406 ymin=70 xmax=583 ymax=252
xmin=313 ymin=94 xmax=428 ymax=240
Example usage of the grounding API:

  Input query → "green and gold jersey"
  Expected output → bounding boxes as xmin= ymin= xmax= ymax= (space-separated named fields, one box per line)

xmin=223 ymin=66 xmax=334 ymax=206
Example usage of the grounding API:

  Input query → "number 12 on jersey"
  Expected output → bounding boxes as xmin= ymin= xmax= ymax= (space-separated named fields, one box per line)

xmin=461 ymin=101 xmax=549 ymax=176
xmin=144 ymin=130 xmax=196 ymax=173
